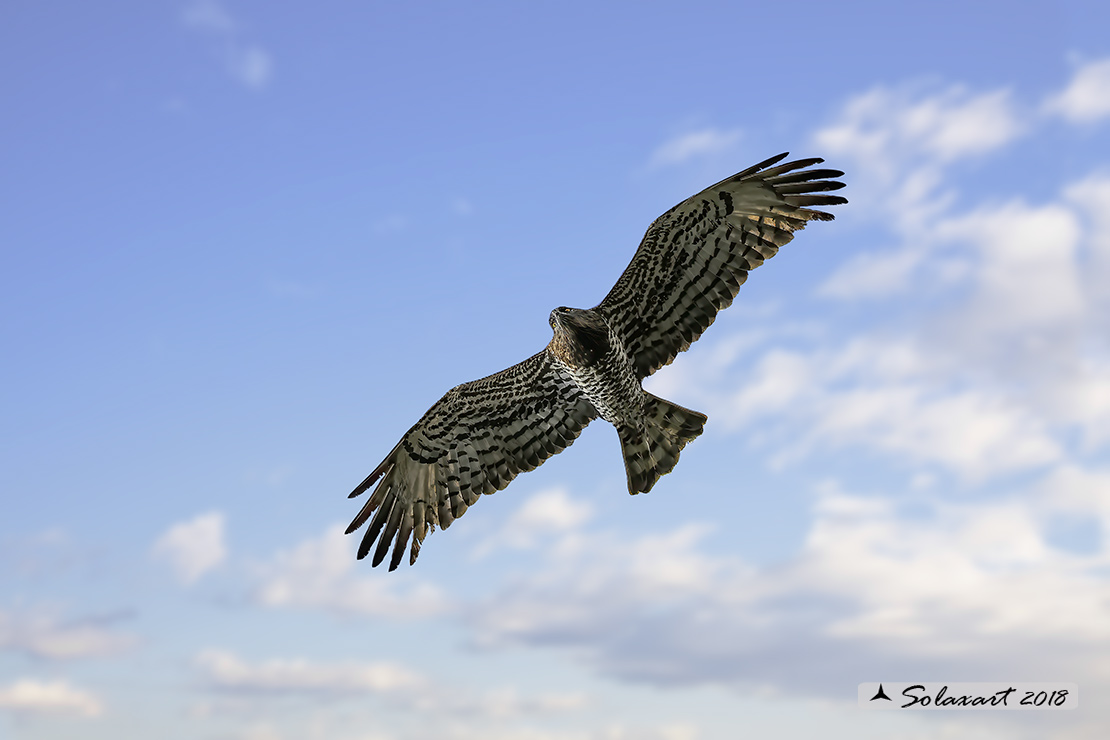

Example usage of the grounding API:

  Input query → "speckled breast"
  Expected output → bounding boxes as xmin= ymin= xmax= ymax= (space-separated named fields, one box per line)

xmin=554 ymin=326 xmax=644 ymax=429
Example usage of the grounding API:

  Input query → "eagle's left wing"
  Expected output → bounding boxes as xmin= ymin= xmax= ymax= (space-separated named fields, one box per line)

xmin=596 ymin=153 xmax=846 ymax=379
xmin=346 ymin=350 xmax=597 ymax=570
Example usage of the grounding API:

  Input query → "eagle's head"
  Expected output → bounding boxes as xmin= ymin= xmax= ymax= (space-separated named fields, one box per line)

xmin=548 ymin=306 xmax=611 ymax=367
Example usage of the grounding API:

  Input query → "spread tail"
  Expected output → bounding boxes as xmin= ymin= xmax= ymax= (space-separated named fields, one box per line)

xmin=618 ymin=393 xmax=706 ymax=494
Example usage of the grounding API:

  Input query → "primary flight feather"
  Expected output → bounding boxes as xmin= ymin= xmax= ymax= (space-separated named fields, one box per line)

xmin=347 ymin=153 xmax=846 ymax=570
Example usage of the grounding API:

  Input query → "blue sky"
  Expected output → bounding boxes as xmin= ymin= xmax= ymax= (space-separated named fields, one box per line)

xmin=3 ymin=1 xmax=1110 ymax=738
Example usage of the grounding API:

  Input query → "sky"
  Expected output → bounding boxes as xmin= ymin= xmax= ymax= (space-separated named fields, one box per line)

xmin=2 ymin=1 xmax=1110 ymax=738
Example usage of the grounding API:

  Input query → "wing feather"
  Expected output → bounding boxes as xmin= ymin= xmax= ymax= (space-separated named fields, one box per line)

xmin=347 ymin=350 xmax=597 ymax=569
xmin=597 ymin=153 xmax=846 ymax=378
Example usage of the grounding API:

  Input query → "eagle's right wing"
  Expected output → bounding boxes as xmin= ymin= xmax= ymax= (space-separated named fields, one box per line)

xmin=346 ymin=350 xmax=597 ymax=570
xmin=597 ymin=153 xmax=846 ymax=379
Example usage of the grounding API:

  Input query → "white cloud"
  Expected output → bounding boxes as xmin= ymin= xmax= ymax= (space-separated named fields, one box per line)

xmin=196 ymin=648 xmax=588 ymax=722
xmin=721 ymin=347 xmax=813 ymax=426
xmin=817 ymin=246 xmax=924 ymax=300
xmin=0 ymin=609 xmax=135 ymax=660
xmin=182 ymin=0 xmax=274 ymax=91
xmin=1044 ymin=57 xmax=1110 ymax=123
xmin=816 ymin=85 xmax=1022 ymax=167
xmin=657 ymin=336 xmax=1064 ymax=480
xmin=508 ymin=488 xmax=593 ymax=537
xmin=254 ymin=524 xmax=448 ymax=618
xmin=197 ymin=649 xmax=423 ymax=694
xmin=471 ymin=517 xmax=731 ymax=655
xmin=475 ymin=488 xmax=594 ymax=558
xmin=799 ymin=484 xmax=1110 ymax=646
xmin=467 ymin=484 xmax=1110 ymax=709
xmin=1066 ymin=172 xmax=1110 ymax=289
xmin=803 ymin=378 xmax=1062 ymax=479
xmin=234 ymin=724 xmax=286 ymax=740
xmin=813 ymin=84 xmax=1024 ymax=242
xmin=648 ymin=128 xmax=743 ymax=168
xmin=915 ymin=89 xmax=1023 ymax=160
xmin=1057 ymin=174 xmax=1110 ymax=450
xmin=936 ymin=200 xmax=1084 ymax=334
xmin=0 ymin=679 xmax=103 ymax=717
xmin=152 ymin=511 xmax=227 ymax=584
xmin=1035 ymin=464 xmax=1110 ymax=522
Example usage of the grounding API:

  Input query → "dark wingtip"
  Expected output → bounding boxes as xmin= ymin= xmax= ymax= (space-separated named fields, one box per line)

xmin=349 ymin=465 xmax=387 ymax=498
xmin=370 ymin=503 xmax=402 ymax=567
xmin=349 ymin=442 xmax=402 ymax=498
xmin=757 ymin=152 xmax=791 ymax=171
xmin=388 ymin=516 xmax=413 ymax=571
xmin=371 ymin=547 xmax=388 ymax=568
xmin=728 ymin=152 xmax=790 ymax=183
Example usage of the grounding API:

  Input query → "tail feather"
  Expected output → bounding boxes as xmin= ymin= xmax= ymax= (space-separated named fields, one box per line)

xmin=618 ymin=393 xmax=706 ymax=494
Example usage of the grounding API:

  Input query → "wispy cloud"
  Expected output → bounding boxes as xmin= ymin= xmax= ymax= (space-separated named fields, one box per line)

xmin=0 ymin=609 xmax=136 ymax=660
xmin=648 ymin=127 xmax=743 ymax=168
xmin=816 ymin=246 xmax=925 ymax=300
xmin=196 ymin=649 xmax=423 ymax=695
xmin=152 ymin=511 xmax=227 ymax=584
xmin=1066 ymin=171 xmax=1110 ymax=297
xmin=1044 ymin=57 xmax=1110 ymax=124
xmin=813 ymin=83 xmax=1025 ymax=244
xmin=650 ymin=334 xmax=1065 ymax=481
xmin=935 ymin=199 xmax=1084 ymax=334
xmin=467 ymin=484 xmax=1110 ymax=706
xmin=815 ymin=84 xmax=1023 ymax=167
xmin=195 ymin=648 xmax=588 ymax=720
xmin=473 ymin=487 xmax=593 ymax=559
xmin=0 ymin=528 xmax=91 ymax=579
xmin=253 ymin=524 xmax=448 ymax=618
xmin=182 ymin=0 xmax=274 ymax=91
xmin=0 ymin=679 xmax=103 ymax=717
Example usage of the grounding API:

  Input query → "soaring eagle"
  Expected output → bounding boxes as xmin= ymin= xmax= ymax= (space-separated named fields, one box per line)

xmin=348 ymin=153 xmax=846 ymax=569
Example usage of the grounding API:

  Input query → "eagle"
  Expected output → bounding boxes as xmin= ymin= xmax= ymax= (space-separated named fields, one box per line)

xmin=347 ymin=153 xmax=846 ymax=570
